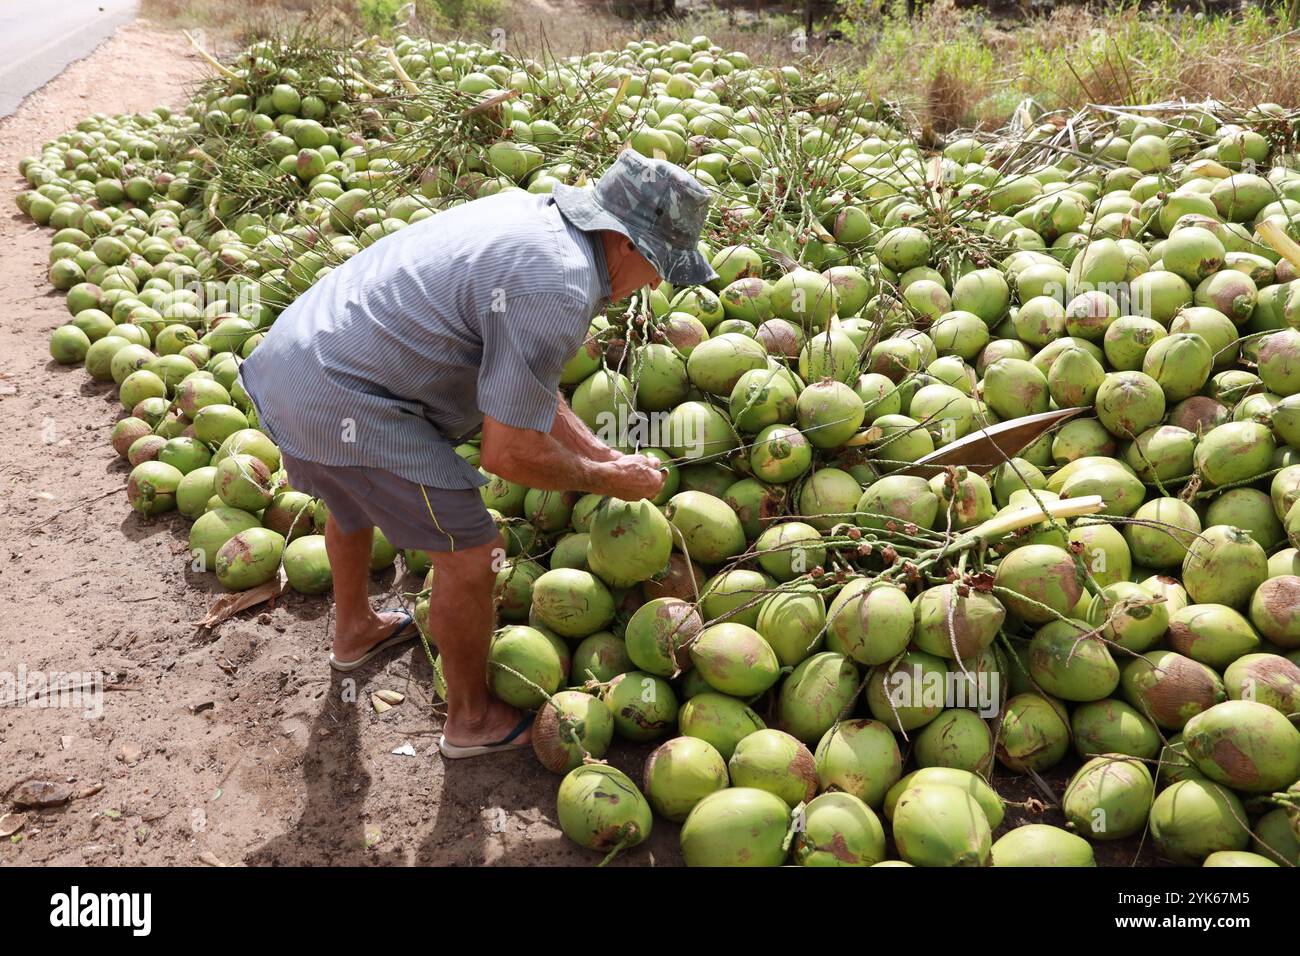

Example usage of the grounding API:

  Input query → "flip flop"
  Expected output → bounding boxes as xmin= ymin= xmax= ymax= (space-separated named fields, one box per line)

xmin=329 ymin=610 xmax=417 ymax=673
xmin=437 ymin=714 xmax=535 ymax=760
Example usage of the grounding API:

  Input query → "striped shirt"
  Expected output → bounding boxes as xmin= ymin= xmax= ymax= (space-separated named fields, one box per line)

xmin=239 ymin=191 xmax=611 ymax=490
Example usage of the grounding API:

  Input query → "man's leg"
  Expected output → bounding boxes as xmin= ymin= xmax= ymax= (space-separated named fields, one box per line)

xmin=325 ymin=516 xmax=408 ymax=664
xmin=429 ymin=537 xmax=532 ymax=748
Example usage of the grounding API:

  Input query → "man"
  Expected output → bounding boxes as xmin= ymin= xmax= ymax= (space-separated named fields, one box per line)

xmin=239 ymin=150 xmax=716 ymax=758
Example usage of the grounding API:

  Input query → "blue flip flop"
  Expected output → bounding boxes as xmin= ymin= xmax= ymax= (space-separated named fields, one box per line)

xmin=438 ymin=714 xmax=535 ymax=759
xmin=329 ymin=610 xmax=417 ymax=673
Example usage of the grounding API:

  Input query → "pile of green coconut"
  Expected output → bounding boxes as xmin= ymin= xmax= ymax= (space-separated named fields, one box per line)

xmin=22 ymin=30 xmax=1300 ymax=866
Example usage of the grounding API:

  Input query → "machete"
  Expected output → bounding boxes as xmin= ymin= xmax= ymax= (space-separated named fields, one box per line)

xmin=894 ymin=407 xmax=1090 ymax=478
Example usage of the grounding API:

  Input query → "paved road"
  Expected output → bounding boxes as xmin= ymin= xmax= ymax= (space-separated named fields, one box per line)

xmin=0 ymin=0 xmax=138 ymax=119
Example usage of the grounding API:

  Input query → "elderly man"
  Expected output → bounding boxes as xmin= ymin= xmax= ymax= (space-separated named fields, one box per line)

xmin=239 ymin=151 xmax=715 ymax=757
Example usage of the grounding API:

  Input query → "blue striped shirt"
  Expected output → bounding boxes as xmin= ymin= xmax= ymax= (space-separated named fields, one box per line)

xmin=239 ymin=191 xmax=611 ymax=489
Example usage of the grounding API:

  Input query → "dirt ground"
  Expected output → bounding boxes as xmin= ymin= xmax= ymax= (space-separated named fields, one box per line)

xmin=0 ymin=21 xmax=1159 ymax=870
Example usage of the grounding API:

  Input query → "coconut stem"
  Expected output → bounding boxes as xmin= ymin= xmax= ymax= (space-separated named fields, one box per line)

xmin=183 ymin=30 xmax=239 ymax=81
xmin=384 ymin=48 xmax=420 ymax=96
xmin=1256 ymin=219 xmax=1300 ymax=274
xmin=598 ymin=826 xmax=634 ymax=867
xmin=964 ymin=495 xmax=1104 ymax=543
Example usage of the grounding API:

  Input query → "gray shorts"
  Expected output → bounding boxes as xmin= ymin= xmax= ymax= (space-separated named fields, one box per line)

xmin=281 ymin=453 xmax=499 ymax=553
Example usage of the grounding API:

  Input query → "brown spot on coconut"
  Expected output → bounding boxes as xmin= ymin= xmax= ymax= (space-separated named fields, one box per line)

xmin=642 ymin=553 xmax=706 ymax=603
xmin=1248 ymin=575 xmax=1300 ymax=648
xmin=1120 ymin=650 xmax=1226 ymax=730
xmin=1167 ymin=395 xmax=1230 ymax=436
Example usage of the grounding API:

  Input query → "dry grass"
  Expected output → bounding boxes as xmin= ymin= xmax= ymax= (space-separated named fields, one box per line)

xmin=140 ymin=0 xmax=340 ymax=45
xmin=838 ymin=0 xmax=1300 ymax=130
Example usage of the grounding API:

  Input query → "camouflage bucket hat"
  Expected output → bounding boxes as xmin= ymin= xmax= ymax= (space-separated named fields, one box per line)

xmin=552 ymin=150 xmax=718 ymax=287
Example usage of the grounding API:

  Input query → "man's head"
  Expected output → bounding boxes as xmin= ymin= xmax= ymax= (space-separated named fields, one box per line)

xmin=553 ymin=150 xmax=717 ymax=291
xmin=600 ymin=231 xmax=661 ymax=300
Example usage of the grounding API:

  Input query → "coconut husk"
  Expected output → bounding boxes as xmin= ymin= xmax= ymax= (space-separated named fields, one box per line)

xmin=197 ymin=570 xmax=288 ymax=630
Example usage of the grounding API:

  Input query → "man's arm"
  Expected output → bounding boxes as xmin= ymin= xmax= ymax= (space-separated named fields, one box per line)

xmin=481 ymin=416 xmax=664 ymax=500
xmin=550 ymin=392 xmax=621 ymax=463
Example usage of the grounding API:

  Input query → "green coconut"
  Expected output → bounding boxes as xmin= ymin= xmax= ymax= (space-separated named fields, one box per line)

xmin=603 ymin=671 xmax=677 ymax=742
xmin=912 ymin=584 xmax=1006 ymax=660
xmin=532 ymin=691 xmax=614 ymax=773
xmin=488 ymin=625 xmax=564 ymax=710
xmin=1121 ymin=650 xmax=1227 ymax=730
xmin=699 ymin=568 xmax=772 ymax=629
xmin=865 ymin=650 xmax=948 ymax=732
xmin=283 ymin=534 xmax=332 ymax=594
xmin=679 ymin=788 xmax=792 ymax=868
xmin=215 ymin=453 xmax=274 ymax=512
xmin=1181 ymin=525 xmax=1268 ymax=610
xmin=570 ymin=632 xmax=632 ymax=684
xmin=728 ymin=728 xmax=818 ymax=808
xmin=797 ymin=468 xmax=863 ymax=532
xmin=1224 ymin=652 xmax=1300 ymax=718
xmin=1194 ymin=421 xmax=1275 ymax=487
xmin=663 ymin=490 xmax=746 ymax=564
xmin=754 ymin=583 xmax=827 ymax=668
xmin=914 ymin=709 xmax=994 ymax=775
xmin=991 ymin=825 xmax=1095 ymax=867
xmin=678 ymin=691 xmax=766 ymax=760
xmin=690 ymin=623 xmax=781 ymax=697
xmin=754 ymin=521 xmax=826 ymax=582
xmin=995 ymin=693 xmax=1071 ymax=773
xmin=1182 ymin=699 xmax=1300 ymax=793
xmin=126 ymin=460 xmax=183 ymax=516
xmin=556 ymin=764 xmax=652 ymax=855
xmin=825 ymin=579 xmax=914 ymax=666
xmin=791 ymin=792 xmax=887 ymax=867
xmin=1070 ymin=699 xmax=1161 ymax=760
xmin=1166 ymin=603 xmax=1262 ymax=670
xmin=883 ymin=767 xmax=1005 ymax=828
xmin=1249 ymin=576 xmax=1300 ymax=648
xmin=778 ymin=652 xmax=861 ymax=745
xmin=643 ymin=735 xmax=730 ymax=822
xmin=189 ymin=506 xmax=261 ymax=571
xmin=1149 ymin=779 xmax=1250 ymax=864
xmin=891 ymin=784 xmax=992 ymax=868
xmin=214 ymin=527 xmax=285 ymax=591
xmin=1086 ymin=581 xmax=1169 ymax=653
xmin=623 ymin=597 xmax=701 ymax=678
xmin=1124 ymin=497 xmax=1201 ymax=569
xmin=1028 ymin=619 xmax=1120 ymax=702
xmin=1252 ymin=808 xmax=1300 ymax=866
xmin=1062 ymin=756 xmax=1154 ymax=841
xmin=813 ymin=719 xmax=903 ymax=809
xmin=993 ymin=544 xmax=1084 ymax=624
xmin=530 ymin=568 xmax=615 ymax=638
xmin=856 ymin=475 xmax=940 ymax=533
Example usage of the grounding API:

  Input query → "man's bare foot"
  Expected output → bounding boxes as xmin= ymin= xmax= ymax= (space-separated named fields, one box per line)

xmin=332 ymin=609 xmax=413 ymax=665
xmin=442 ymin=697 xmax=533 ymax=749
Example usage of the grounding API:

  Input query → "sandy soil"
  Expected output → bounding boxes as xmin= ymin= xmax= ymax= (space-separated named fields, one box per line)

xmin=0 ymin=21 xmax=1155 ymax=870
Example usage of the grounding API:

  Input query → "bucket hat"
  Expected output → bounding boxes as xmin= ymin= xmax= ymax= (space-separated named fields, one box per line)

xmin=552 ymin=149 xmax=717 ymax=286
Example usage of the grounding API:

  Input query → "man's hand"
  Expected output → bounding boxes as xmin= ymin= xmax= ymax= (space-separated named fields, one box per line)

xmin=597 ymin=453 xmax=666 ymax=502
xmin=482 ymin=417 xmax=665 ymax=500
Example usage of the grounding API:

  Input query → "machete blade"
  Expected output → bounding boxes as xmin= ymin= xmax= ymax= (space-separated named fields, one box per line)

xmin=896 ymin=407 xmax=1089 ymax=478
